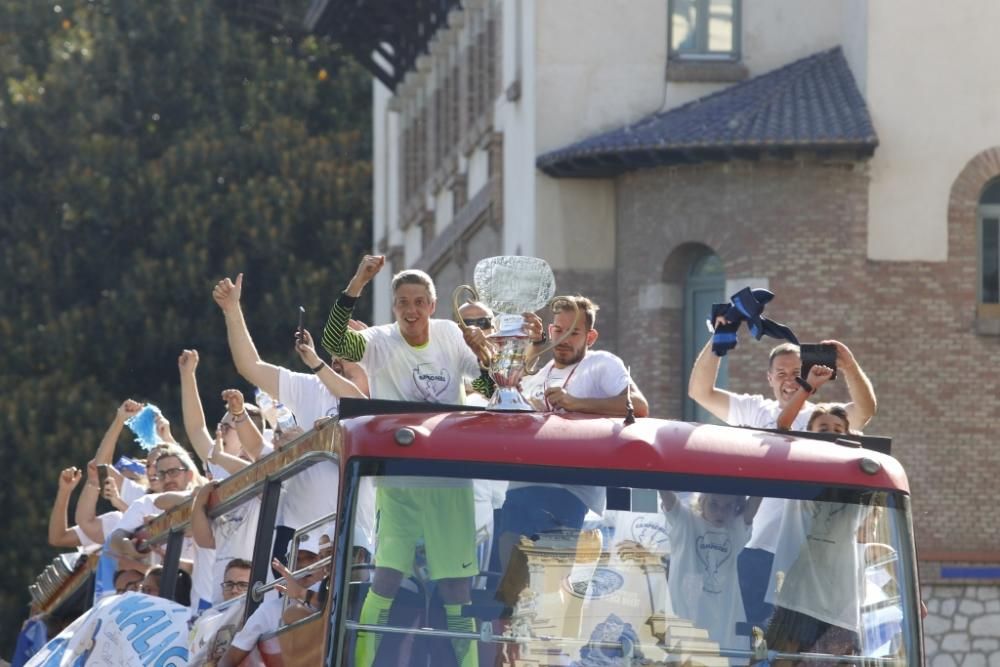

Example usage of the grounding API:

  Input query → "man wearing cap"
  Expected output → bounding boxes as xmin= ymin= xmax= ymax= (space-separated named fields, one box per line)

xmin=219 ymin=528 xmax=329 ymax=667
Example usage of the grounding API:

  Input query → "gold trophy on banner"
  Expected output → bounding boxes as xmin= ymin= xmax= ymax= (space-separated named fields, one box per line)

xmin=453 ymin=256 xmax=578 ymax=411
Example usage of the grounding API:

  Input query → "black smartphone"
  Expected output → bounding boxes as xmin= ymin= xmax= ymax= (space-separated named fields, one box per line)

xmin=296 ymin=306 xmax=305 ymax=343
xmin=97 ymin=463 xmax=110 ymax=489
xmin=800 ymin=343 xmax=838 ymax=381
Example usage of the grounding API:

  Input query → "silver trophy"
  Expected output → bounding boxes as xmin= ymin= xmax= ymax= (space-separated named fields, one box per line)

xmin=454 ymin=256 xmax=578 ymax=411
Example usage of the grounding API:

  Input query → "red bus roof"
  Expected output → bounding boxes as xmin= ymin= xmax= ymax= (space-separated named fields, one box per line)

xmin=339 ymin=410 xmax=909 ymax=493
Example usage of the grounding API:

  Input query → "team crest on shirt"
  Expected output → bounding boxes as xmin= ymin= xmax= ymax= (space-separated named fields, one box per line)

xmin=695 ymin=530 xmax=732 ymax=594
xmin=412 ymin=363 xmax=451 ymax=401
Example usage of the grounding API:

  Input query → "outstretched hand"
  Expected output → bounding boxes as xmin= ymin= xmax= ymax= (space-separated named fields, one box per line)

xmin=820 ymin=339 xmax=857 ymax=372
xmin=295 ymin=329 xmax=322 ymax=368
xmin=117 ymin=399 xmax=143 ymax=424
xmin=221 ymin=388 xmax=244 ymax=415
xmin=58 ymin=467 xmax=82 ymax=491
xmin=178 ymin=349 xmax=199 ymax=374
xmin=213 ymin=273 xmax=243 ymax=312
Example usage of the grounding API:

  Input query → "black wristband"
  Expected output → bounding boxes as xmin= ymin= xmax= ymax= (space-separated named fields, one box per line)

xmin=304 ymin=589 xmax=315 ymax=607
xmin=310 ymin=362 xmax=326 ymax=373
xmin=795 ymin=376 xmax=815 ymax=394
xmin=337 ymin=291 xmax=359 ymax=308
xmin=531 ymin=332 xmax=548 ymax=345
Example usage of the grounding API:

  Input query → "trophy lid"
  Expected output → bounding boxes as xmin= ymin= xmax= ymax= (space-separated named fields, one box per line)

xmin=473 ymin=256 xmax=555 ymax=314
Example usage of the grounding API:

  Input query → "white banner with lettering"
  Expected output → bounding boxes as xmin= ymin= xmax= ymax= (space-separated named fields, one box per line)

xmin=27 ymin=593 xmax=190 ymax=666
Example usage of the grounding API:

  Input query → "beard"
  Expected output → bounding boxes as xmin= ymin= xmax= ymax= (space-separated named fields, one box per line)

xmin=554 ymin=345 xmax=587 ymax=367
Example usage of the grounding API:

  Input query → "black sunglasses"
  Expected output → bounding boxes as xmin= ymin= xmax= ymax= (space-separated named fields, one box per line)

xmin=462 ymin=317 xmax=493 ymax=329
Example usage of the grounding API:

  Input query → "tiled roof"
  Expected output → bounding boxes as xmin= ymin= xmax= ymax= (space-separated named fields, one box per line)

xmin=537 ymin=47 xmax=878 ymax=178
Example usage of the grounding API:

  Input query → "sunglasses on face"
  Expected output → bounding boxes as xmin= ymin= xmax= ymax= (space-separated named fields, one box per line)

xmin=462 ymin=317 xmax=493 ymax=330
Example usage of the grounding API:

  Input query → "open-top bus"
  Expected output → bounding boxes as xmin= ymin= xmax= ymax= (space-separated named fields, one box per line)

xmin=29 ymin=398 xmax=921 ymax=665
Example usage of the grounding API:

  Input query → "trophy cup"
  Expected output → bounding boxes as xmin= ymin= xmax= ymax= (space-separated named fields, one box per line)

xmin=453 ymin=256 xmax=578 ymax=411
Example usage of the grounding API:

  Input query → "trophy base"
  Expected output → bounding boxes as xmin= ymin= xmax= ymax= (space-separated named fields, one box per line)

xmin=487 ymin=386 xmax=535 ymax=412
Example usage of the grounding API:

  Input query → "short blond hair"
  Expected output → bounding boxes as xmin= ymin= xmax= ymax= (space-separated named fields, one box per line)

xmin=391 ymin=270 xmax=436 ymax=301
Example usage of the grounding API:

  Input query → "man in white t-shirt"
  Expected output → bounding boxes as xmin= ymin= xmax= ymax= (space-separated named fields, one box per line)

xmin=321 ymin=255 xmax=493 ymax=667
xmin=213 ymin=272 xmax=373 ymax=560
xmin=687 ymin=338 xmax=877 ymax=632
xmin=497 ymin=296 xmax=649 ymax=570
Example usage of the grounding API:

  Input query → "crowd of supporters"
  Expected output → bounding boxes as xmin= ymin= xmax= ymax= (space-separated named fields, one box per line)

xmin=25 ymin=253 xmax=885 ymax=666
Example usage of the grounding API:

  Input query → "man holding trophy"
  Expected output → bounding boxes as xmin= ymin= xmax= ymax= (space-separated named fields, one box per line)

xmin=496 ymin=295 xmax=650 ymax=568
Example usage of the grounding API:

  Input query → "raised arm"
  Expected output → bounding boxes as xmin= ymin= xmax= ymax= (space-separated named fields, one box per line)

xmin=295 ymin=330 xmax=366 ymax=399
xmin=75 ymin=461 xmax=107 ymax=545
xmin=222 ymin=389 xmax=267 ymax=461
xmin=178 ymin=349 xmax=215 ymax=466
xmin=208 ymin=426 xmax=252 ymax=476
xmin=823 ymin=340 xmax=877 ymax=429
xmin=48 ymin=468 xmax=83 ymax=548
xmin=213 ymin=273 xmax=281 ymax=397
xmin=320 ymin=255 xmax=384 ymax=360
xmin=93 ymin=400 xmax=142 ymax=465
xmin=688 ymin=340 xmax=735 ymax=422
xmin=776 ymin=365 xmax=834 ymax=430
xmin=190 ymin=482 xmax=216 ymax=549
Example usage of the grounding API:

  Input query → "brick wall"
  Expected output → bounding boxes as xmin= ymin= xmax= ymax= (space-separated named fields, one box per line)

xmin=614 ymin=158 xmax=1000 ymax=556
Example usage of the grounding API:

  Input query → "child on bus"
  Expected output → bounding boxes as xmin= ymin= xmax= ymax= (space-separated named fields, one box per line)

xmin=660 ymin=489 xmax=762 ymax=661
xmin=764 ymin=405 xmax=864 ymax=664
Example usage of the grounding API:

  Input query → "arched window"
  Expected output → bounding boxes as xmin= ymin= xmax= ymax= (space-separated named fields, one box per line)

xmin=683 ymin=251 xmax=727 ymax=422
xmin=980 ymin=178 xmax=1000 ymax=310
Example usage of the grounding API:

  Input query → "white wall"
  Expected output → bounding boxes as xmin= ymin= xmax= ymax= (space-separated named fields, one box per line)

xmin=531 ymin=0 xmax=668 ymax=271
xmin=500 ymin=0 xmax=537 ymax=257
xmin=371 ymin=80 xmax=393 ymax=325
xmin=866 ymin=0 xmax=1000 ymax=261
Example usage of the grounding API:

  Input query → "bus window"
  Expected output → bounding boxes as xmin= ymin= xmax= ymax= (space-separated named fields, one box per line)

xmin=331 ymin=465 xmax=918 ymax=667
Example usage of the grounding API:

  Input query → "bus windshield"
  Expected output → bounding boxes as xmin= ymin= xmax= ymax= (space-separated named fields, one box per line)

xmin=331 ymin=461 xmax=918 ymax=666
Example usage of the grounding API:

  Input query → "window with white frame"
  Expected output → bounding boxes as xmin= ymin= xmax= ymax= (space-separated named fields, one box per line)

xmin=980 ymin=179 xmax=1000 ymax=306
xmin=669 ymin=0 xmax=740 ymax=60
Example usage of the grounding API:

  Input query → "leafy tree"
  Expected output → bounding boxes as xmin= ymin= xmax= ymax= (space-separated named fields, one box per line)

xmin=0 ymin=0 xmax=371 ymax=652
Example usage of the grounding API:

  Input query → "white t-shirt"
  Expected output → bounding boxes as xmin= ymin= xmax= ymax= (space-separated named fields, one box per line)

xmin=769 ymin=500 xmax=864 ymax=631
xmin=358 ymin=319 xmax=481 ymax=404
xmin=120 ymin=478 xmax=149 ymax=505
xmin=231 ymin=596 xmax=284 ymax=651
xmin=665 ymin=501 xmax=751 ymax=659
xmin=211 ymin=496 xmax=263 ymax=605
xmin=605 ymin=510 xmax=671 ymax=555
xmin=116 ymin=494 xmax=163 ymax=533
xmin=278 ymin=368 xmax=374 ymax=553
xmin=191 ymin=543 xmax=217 ymax=614
xmin=358 ymin=319 xmax=480 ymax=490
xmin=511 ymin=351 xmax=631 ymax=513
xmin=728 ymin=394 xmax=813 ymax=554
xmin=73 ymin=511 xmax=123 ymax=549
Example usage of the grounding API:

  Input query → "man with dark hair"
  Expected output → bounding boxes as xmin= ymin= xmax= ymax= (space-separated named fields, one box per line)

xmin=113 ymin=569 xmax=144 ymax=595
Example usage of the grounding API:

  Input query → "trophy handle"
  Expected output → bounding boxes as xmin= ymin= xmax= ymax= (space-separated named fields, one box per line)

xmin=452 ymin=284 xmax=481 ymax=330
xmin=524 ymin=296 xmax=582 ymax=374
xmin=452 ymin=284 xmax=495 ymax=367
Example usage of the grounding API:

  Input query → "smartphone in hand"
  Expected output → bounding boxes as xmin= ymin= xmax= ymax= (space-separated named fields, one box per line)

xmin=800 ymin=343 xmax=838 ymax=381
xmin=97 ymin=463 xmax=110 ymax=490
xmin=296 ymin=306 xmax=305 ymax=343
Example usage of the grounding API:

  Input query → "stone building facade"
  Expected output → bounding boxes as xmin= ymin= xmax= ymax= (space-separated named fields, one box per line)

xmin=308 ymin=0 xmax=1000 ymax=662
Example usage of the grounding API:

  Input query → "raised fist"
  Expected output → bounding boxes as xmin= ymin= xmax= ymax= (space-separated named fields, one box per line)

xmin=178 ymin=349 xmax=199 ymax=374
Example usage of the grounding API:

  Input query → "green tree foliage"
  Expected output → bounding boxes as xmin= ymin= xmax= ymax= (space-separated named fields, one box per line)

xmin=0 ymin=0 xmax=371 ymax=650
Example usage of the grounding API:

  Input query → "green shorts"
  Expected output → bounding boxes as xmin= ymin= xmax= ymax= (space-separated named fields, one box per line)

xmin=374 ymin=486 xmax=479 ymax=580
